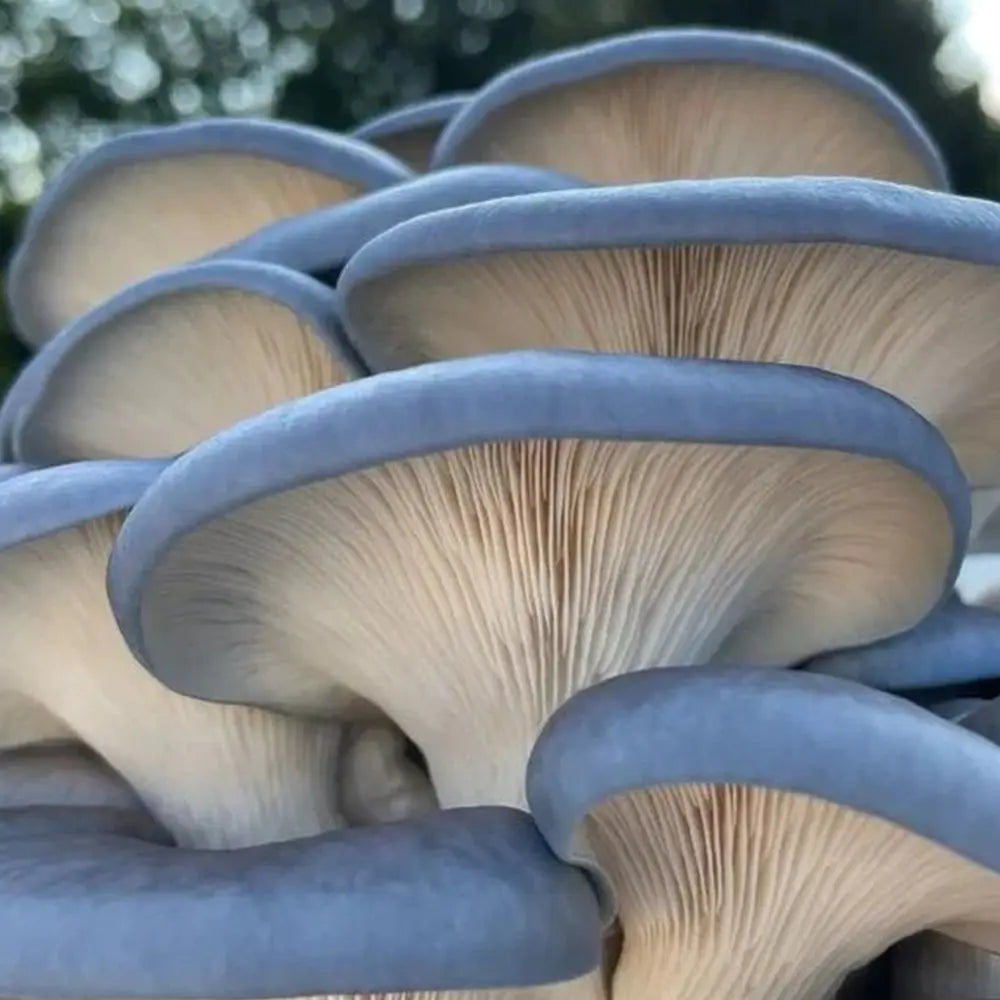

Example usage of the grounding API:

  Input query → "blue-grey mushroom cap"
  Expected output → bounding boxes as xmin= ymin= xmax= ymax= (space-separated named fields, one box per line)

xmin=527 ymin=666 xmax=1000 ymax=920
xmin=806 ymin=598 xmax=1000 ymax=692
xmin=354 ymin=94 xmax=470 ymax=170
xmin=0 ymin=463 xmax=33 ymax=484
xmin=216 ymin=164 xmax=583 ymax=286
xmin=355 ymin=94 xmax=471 ymax=143
xmin=432 ymin=27 xmax=947 ymax=187
xmin=108 ymin=350 xmax=967 ymax=708
xmin=1 ymin=260 xmax=360 ymax=464
xmin=0 ymin=806 xmax=602 ymax=998
xmin=337 ymin=176 xmax=1000 ymax=497
xmin=0 ymin=460 xmax=168 ymax=552
xmin=6 ymin=119 xmax=413 ymax=347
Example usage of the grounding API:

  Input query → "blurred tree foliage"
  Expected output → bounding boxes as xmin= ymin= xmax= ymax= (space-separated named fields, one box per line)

xmin=0 ymin=0 xmax=998 ymax=386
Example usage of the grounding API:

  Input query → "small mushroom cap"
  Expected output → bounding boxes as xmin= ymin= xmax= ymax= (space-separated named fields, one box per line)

xmin=217 ymin=165 xmax=582 ymax=286
xmin=0 ymin=744 xmax=172 ymax=844
xmin=0 ymin=460 xmax=167 ymax=552
xmin=0 ymin=744 xmax=141 ymax=810
xmin=1 ymin=260 xmax=358 ymax=463
xmin=526 ymin=667 xmax=1000 ymax=925
xmin=432 ymin=28 xmax=947 ymax=186
xmin=353 ymin=94 xmax=470 ymax=170
xmin=0 ymin=807 xmax=603 ymax=998
xmin=6 ymin=119 xmax=412 ymax=347
xmin=806 ymin=597 xmax=1000 ymax=692
xmin=338 ymin=176 xmax=1000 ymax=496
xmin=108 ymin=352 xmax=964 ymax=744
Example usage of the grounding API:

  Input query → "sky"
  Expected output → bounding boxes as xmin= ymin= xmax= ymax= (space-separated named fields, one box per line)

xmin=934 ymin=0 xmax=1000 ymax=117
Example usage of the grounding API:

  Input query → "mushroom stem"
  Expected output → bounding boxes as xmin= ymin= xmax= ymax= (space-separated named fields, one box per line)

xmin=2 ymin=515 xmax=344 ymax=849
xmin=587 ymin=784 xmax=999 ymax=1000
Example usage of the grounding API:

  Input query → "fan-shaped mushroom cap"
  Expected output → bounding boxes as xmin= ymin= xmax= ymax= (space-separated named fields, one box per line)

xmin=109 ymin=351 xmax=965 ymax=808
xmin=0 ymin=261 xmax=358 ymax=463
xmin=339 ymin=177 xmax=1000 ymax=511
xmin=217 ymin=165 xmax=581 ymax=287
xmin=527 ymin=667 xmax=1000 ymax=1000
xmin=806 ymin=595 xmax=1000 ymax=693
xmin=354 ymin=94 xmax=470 ymax=171
xmin=0 ymin=807 xmax=603 ymax=999
xmin=0 ymin=464 xmax=31 ymax=484
xmin=0 ymin=460 xmax=357 ymax=849
xmin=431 ymin=28 xmax=947 ymax=187
xmin=6 ymin=119 xmax=412 ymax=347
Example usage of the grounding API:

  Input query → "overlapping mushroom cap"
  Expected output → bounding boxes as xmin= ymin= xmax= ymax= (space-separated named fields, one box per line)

xmin=216 ymin=165 xmax=581 ymax=287
xmin=5 ymin=119 xmax=412 ymax=347
xmin=0 ymin=807 xmax=604 ymax=999
xmin=109 ymin=351 xmax=966 ymax=808
xmin=354 ymin=95 xmax=470 ymax=171
xmin=338 ymin=177 xmax=1000 ymax=533
xmin=432 ymin=28 xmax=947 ymax=186
xmin=527 ymin=667 xmax=1000 ymax=1000
xmin=805 ymin=593 xmax=1000 ymax=696
xmin=0 ymin=743 xmax=170 ymax=843
xmin=0 ymin=460 xmax=362 ymax=848
xmin=0 ymin=260 xmax=357 ymax=463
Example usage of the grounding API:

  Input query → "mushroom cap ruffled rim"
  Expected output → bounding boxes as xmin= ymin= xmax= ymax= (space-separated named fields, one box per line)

xmin=353 ymin=93 xmax=471 ymax=144
xmin=526 ymin=666 xmax=1000 ymax=921
xmin=107 ymin=350 xmax=969 ymax=706
xmin=215 ymin=164 xmax=582 ymax=285
xmin=806 ymin=597 xmax=1000 ymax=692
xmin=0 ymin=460 xmax=168 ymax=552
xmin=0 ymin=260 xmax=362 ymax=463
xmin=431 ymin=27 xmax=949 ymax=187
xmin=0 ymin=806 xmax=602 ymax=998
xmin=5 ymin=119 xmax=413 ymax=347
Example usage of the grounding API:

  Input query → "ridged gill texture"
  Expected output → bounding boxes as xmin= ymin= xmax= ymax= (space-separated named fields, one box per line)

xmin=141 ymin=437 xmax=952 ymax=807
xmin=20 ymin=289 xmax=349 ymax=461
xmin=443 ymin=63 xmax=938 ymax=185
xmin=0 ymin=513 xmax=346 ymax=848
xmin=20 ymin=155 xmax=360 ymax=341
xmin=349 ymin=241 xmax=1000 ymax=490
xmin=586 ymin=783 xmax=1000 ymax=1000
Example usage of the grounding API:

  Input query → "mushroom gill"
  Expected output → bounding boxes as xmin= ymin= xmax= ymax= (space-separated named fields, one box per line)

xmin=527 ymin=668 xmax=1000 ymax=1000
xmin=109 ymin=353 xmax=963 ymax=810
xmin=432 ymin=29 xmax=946 ymax=186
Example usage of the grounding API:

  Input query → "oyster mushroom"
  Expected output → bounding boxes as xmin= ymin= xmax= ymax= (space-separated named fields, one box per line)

xmin=354 ymin=95 xmax=470 ymax=171
xmin=0 ymin=261 xmax=357 ymax=463
xmin=0 ymin=460 xmax=352 ymax=849
xmin=0 ymin=807 xmax=603 ymax=1000
xmin=431 ymin=28 xmax=947 ymax=186
xmin=217 ymin=165 xmax=579 ymax=288
xmin=337 ymin=177 xmax=1000 ymax=540
xmin=6 ymin=119 xmax=411 ymax=346
xmin=527 ymin=667 xmax=1000 ymax=1000
xmin=109 ymin=352 xmax=965 ymax=809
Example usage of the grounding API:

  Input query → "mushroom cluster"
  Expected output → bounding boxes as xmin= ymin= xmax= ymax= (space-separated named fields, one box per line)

xmin=2 ymin=24 xmax=1000 ymax=1000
